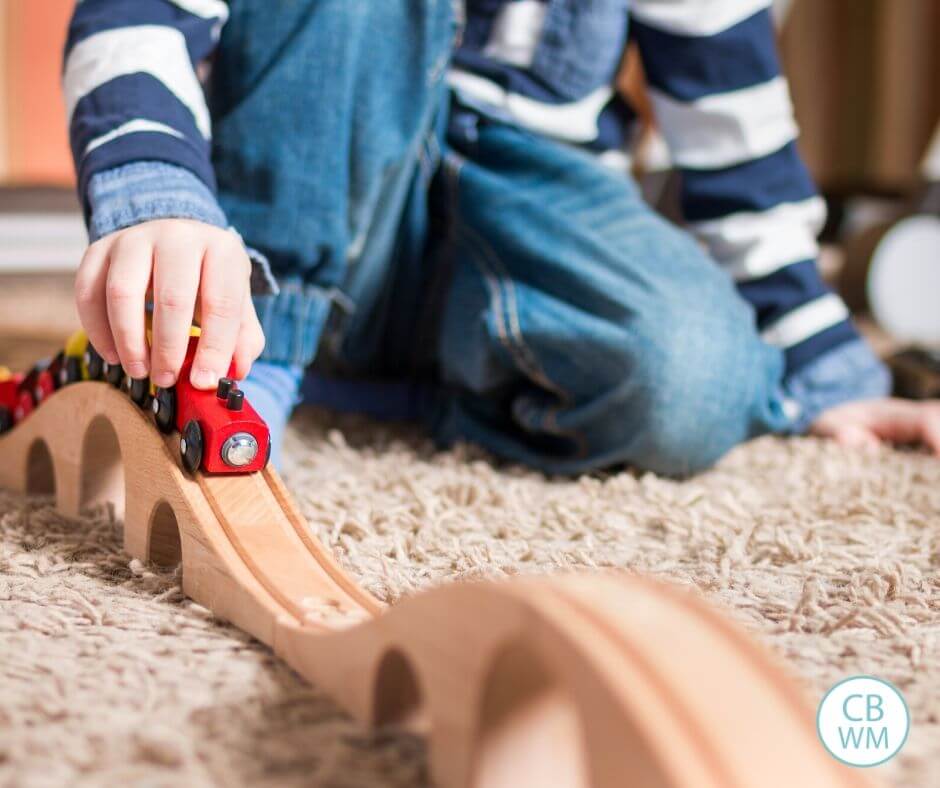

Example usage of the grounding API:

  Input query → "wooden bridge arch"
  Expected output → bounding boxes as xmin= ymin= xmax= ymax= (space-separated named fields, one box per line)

xmin=0 ymin=382 xmax=874 ymax=788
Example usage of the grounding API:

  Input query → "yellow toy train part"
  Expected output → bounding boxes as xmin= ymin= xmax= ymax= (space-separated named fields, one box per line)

xmin=63 ymin=328 xmax=88 ymax=360
xmin=144 ymin=322 xmax=202 ymax=342
xmin=0 ymin=367 xmax=11 ymax=382
xmin=56 ymin=321 xmax=204 ymax=394
xmin=62 ymin=329 xmax=90 ymax=384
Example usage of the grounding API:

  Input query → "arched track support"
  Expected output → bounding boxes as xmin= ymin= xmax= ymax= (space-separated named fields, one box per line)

xmin=0 ymin=382 xmax=878 ymax=788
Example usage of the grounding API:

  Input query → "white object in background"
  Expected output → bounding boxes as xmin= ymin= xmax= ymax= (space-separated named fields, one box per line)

xmin=0 ymin=213 xmax=87 ymax=272
xmin=921 ymin=122 xmax=940 ymax=182
xmin=868 ymin=214 xmax=940 ymax=347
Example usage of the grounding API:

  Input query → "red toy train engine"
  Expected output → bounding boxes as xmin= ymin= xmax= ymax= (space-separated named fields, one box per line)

xmin=149 ymin=336 xmax=270 ymax=474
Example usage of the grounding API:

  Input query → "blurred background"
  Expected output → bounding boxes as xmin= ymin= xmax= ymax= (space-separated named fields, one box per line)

xmin=1 ymin=0 xmax=938 ymax=388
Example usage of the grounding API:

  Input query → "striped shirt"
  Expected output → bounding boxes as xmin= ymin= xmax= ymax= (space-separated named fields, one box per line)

xmin=63 ymin=0 xmax=874 ymax=402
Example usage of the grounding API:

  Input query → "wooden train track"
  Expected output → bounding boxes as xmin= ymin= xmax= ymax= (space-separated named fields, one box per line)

xmin=0 ymin=382 xmax=876 ymax=787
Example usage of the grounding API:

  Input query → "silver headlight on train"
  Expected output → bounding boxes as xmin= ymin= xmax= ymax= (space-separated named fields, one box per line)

xmin=221 ymin=432 xmax=259 ymax=467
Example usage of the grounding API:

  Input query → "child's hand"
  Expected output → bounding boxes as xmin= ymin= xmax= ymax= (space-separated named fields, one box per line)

xmin=810 ymin=398 xmax=940 ymax=455
xmin=74 ymin=218 xmax=265 ymax=389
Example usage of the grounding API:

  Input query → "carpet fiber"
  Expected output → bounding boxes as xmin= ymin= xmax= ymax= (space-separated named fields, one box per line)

xmin=1 ymin=407 xmax=938 ymax=786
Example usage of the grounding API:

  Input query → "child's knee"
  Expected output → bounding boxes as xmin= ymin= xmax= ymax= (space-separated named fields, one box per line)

xmin=580 ymin=319 xmax=779 ymax=476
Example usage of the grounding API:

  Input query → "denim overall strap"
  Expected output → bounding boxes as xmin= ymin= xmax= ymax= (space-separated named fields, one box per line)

xmin=208 ymin=0 xmax=457 ymax=367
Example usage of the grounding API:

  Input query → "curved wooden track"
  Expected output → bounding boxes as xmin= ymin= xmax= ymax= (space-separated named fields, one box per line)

xmin=0 ymin=383 xmax=876 ymax=788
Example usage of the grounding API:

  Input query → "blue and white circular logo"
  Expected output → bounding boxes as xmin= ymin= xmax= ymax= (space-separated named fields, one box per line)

xmin=817 ymin=676 xmax=910 ymax=767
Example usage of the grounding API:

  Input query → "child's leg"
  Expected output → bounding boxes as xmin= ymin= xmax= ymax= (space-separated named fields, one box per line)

xmin=430 ymin=117 xmax=793 ymax=476
xmin=238 ymin=361 xmax=303 ymax=470
xmin=209 ymin=0 xmax=457 ymax=374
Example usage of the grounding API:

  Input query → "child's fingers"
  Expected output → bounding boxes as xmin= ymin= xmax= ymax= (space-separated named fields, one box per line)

xmin=831 ymin=423 xmax=880 ymax=452
xmin=920 ymin=406 xmax=940 ymax=456
xmin=868 ymin=401 xmax=940 ymax=455
xmin=74 ymin=239 xmax=119 ymax=364
xmin=190 ymin=239 xmax=250 ymax=389
xmin=105 ymin=234 xmax=154 ymax=380
xmin=232 ymin=294 xmax=265 ymax=380
xmin=150 ymin=242 xmax=202 ymax=388
xmin=869 ymin=400 xmax=933 ymax=445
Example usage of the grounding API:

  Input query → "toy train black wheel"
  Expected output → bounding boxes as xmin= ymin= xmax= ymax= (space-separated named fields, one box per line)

xmin=152 ymin=387 xmax=177 ymax=434
xmin=104 ymin=361 xmax=124 ymax=387
xmin=127 ymin=376 xmax=150 ymax=407
xmin=62 ymin=356 xmax=82 ymax=386
xmin=48 ymin=352 xmax=65 ymax=390
xmin=265 ymin=439 xmax=272 ymax=467
xmin=0 ymin=406 xmax=11 ymax=434
xmin=84 ymin=345 xmax=104 ymax=380
xmin=180 ymin=419 xmax=203 ymax=474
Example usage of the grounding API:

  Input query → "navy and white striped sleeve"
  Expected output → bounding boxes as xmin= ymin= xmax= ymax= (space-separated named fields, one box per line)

xmin=63 ymin=0 xmax=227 ymax=209
xmin=630 ymin=0 xmax=858 ymax=376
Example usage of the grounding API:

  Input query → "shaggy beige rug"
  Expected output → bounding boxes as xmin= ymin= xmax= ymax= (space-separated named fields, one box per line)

xmin=1 ymin=407 xmax=938 ymax=787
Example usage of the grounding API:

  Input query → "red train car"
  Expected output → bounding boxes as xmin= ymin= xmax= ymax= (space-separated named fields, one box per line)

xmin=0 ymin=371 xmax=34 ymax=433
xmin=1 ymin=326 xmax=270 ymax=475
xmin=21 ymin=361 xmax=57 ymax=405
xmin=149 ymin=337 xmax=270 ymax=474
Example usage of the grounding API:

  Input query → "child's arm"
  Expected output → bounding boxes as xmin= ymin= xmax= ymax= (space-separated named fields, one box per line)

xmin=629 ymin=1 xmax=940 ymax=452
xmin=631 ymin=1 xmax=940 ymax=451
xmin=630 ymin=2 xmax=880 ymax=414
xmin=64 ymin=1 xmax=264 ymax=390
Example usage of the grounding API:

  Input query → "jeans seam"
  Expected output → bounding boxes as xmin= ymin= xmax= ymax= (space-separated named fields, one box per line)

xmin=458 ymin=226 xmax=517 ymax=370
xmin=442 ymin=150 xmax=585 ymax=456
xmin=458 ymin=226 xmax=564 ymax=398
xmin=457 ymin=223 xmax=585 ymax=454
